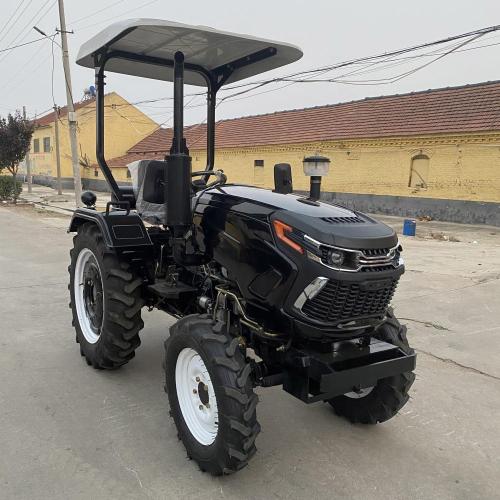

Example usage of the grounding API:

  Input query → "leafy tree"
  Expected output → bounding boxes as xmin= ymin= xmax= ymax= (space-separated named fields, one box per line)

xmin=0 ymin=111 xmax=34 ymax=203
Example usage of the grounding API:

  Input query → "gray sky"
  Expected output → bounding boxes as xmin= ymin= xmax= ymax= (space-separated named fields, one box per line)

xmin=0 ymin=0 xmax=499 ymax=127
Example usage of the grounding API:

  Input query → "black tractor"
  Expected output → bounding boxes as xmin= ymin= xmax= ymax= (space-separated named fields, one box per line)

xmin=69 ymin=19 xmax=416 ymax=475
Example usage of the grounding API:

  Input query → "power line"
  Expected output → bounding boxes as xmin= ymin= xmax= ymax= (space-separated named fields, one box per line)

xmin=99 ymin=23 xmax=500 ymax=115
xmin=213 ymin=24 xmax=500 ymax=95
xmin=0 ymin=42 xmax=47 ymax=95
xmin=0 ymin=0 xmax=56 ymax=64
xmin=207 ymin=27 xmax=499 ymax=105
xmin=19 ymin=22 xmax=500 ymax=135
xmin=68 ymin=0 xmax=128 ymax=26
xmin=77 ymin=0 xmax=160 ymax=31
xmin=0 ymin=0 xmax=33 ymax=45
xmin=0 ymin=0 xmax=28 ymax=39
xmin=0 ymin=35 xmax=54 ymax=54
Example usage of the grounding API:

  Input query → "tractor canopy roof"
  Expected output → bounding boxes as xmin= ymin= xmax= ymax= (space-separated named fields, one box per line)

xmin=76 ymin=18 xmax=303 ymax=87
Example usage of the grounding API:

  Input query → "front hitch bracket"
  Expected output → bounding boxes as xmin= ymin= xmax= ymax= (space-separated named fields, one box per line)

xmin=283 ymin=338 xmax=416 ymax=403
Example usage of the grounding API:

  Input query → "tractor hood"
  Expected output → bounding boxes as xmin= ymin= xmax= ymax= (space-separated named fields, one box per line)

xmin=198 ymin=185 xmax=397 ymax=250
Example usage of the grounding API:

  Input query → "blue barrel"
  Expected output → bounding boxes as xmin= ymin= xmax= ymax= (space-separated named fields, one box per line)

xmin=402 ymin=219 xmax=416 ymax=236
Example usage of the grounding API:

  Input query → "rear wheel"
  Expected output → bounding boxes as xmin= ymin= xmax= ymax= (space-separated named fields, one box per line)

xmin=327 ymin=309 xmax=415 ymax=424
xmin=164 ymin=315 xmax=260 ymax=475
xmin=69 ymin=223 xmax=144 ymax=369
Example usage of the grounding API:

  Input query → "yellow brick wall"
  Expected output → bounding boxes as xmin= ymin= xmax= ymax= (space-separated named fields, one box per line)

xmin=30 ymin=93 xmax=158 ymax=181
xmin=30 ymin=127 xmax=54 ymax=176
xmin=180 ymin=133 xmax=500 ymax=203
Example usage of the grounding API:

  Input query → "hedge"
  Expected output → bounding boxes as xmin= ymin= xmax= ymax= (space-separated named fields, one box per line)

xmin=0 ymin=175 xmax=22 ymax=201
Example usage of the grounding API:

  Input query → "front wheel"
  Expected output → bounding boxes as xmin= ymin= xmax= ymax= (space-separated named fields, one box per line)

xmin=164 ymin=315 xmax=260 ymax=475
xmin=326 ymin=309 xmax=415 ymax=424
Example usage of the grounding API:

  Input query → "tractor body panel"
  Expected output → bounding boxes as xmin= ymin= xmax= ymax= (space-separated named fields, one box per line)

xmin=69 ymin=208 xmax=153 ymax=249
xmin=194 ymin=184 xmax=404 ymax=338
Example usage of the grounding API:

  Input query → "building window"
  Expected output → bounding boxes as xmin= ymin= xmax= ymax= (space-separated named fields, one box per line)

xmin=409 ymin=154 xmax=429 ymax=189
xmin=253 ymin=159 xmax=265 ymax=187
xmin=33 ymin=138 xmax=40 ymax=153
xmin=94 ymin=169 xmax=99 ymax=177
xmin=126 ymin=169 xmax=131 ymax=178
xmin=43 ymin=137 xmax=51 ymax=153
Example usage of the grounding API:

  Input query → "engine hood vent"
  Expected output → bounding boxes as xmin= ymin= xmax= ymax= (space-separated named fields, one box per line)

xmin=321 ymin=216 xmax=365 ymax=224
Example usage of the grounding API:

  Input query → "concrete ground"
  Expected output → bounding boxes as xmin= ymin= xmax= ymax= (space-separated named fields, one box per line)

xmin=18 ymin=183 xmax=111 ymax=215
xmin=0 ymin=203 xmax=499 ymax=500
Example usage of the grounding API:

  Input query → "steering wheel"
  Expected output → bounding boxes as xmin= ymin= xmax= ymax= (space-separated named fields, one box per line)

xmin=191 ymin=169 xmax=227 ymax=191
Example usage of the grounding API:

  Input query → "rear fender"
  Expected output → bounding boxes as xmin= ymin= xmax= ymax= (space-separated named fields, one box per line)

xmin=68 ymin=208 xmax=152 ymax=248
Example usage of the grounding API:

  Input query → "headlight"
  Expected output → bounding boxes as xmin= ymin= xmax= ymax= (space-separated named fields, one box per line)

xmin=326 ymin=249 xmax=344 ymax=266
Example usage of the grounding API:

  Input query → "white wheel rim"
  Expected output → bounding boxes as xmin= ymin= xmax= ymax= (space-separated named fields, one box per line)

xmin=344 ymin=386 xmax=374 ymax=399
xmin=175 ymin=348 xmax=219 ymax=446
xmin=74 ymin=248 xmax=104 ymax=344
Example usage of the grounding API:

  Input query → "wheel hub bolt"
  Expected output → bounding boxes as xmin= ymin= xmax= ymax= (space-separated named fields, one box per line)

xmin=193 ymin=389 xmax=197 ymax=394
xmin=199 ymin=404 xmax=204 ymax=410
xmin=196 ymin=376 xmax=200 ymax=382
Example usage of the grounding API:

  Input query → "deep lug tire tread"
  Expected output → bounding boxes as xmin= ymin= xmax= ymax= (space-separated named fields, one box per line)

xmin=164 ymin=315 xmax=260 ymax=476
xmin=327 ymin=308 xmax=416 ymax=424
xmin=69 ymin=223 xmax=144 ymax=369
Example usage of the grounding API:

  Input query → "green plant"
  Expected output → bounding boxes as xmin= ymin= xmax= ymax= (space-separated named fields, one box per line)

xmin=0 ymin=175 xmax=22 ymax=201
xmin=0 ymin=111 xmax=34 ymax=203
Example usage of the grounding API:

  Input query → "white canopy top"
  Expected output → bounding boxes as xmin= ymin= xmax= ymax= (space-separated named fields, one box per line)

xmin=76 ymin=19 xmax=303 ymax=87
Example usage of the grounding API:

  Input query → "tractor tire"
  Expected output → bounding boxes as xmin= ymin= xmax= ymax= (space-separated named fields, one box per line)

xmin=326 ymin=308 xmax=415 ymax=424
xmin=69 ymin=222 xmax=144 ymax=369
xmin=164 ymin=315 xmax=260 ymax=475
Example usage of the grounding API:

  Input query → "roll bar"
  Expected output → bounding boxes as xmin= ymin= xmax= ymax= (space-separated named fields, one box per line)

xmin=93 ymin=46 xmax=277 ymax=201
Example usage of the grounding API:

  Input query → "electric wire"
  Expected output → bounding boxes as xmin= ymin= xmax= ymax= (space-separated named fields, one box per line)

xmin=10 ymin=22 xmax=500 ymax=134
xmin=95 ymin=24 xmax=500 ymax=116
xmin=0 ymin=35 xmax=55 ymax=54
xmin=0 ymin=0 xmax=56 ymax=65
xmin=0 ymin=0 xmax=33 ymax=45
xmin=68 ymin=0 xmax=128 ymax=26
xmin=76 ymin=0 xmax=161 ymax=32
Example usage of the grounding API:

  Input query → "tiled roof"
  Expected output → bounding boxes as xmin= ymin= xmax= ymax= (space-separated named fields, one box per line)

xmin=107 ymin=151 xmax=166 ymax=167
xmin=33 ymin=99 xmax=95 ymax=127
xmin=107 ymin=80 xmax=500 ymax=166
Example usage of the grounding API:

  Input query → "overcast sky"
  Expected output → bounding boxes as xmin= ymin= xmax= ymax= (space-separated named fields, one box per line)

xmin=0 ymin=0 xmax=499 ymax=127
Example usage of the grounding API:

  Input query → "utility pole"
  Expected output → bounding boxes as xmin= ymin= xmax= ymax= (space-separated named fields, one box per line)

xmin=22 ymin=106 xmax=32 ymax=193
xmin=53 ymin=106 xmax=63 ymax=195
xmin=57 ymin=0 xmax=82 ymax=206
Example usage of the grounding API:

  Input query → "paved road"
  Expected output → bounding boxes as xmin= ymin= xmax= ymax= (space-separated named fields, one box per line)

xmin=0 ymin=205 xmax=499 ymax=500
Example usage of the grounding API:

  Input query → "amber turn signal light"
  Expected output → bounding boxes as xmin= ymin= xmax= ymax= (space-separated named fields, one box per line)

xmin=273 ymin=220 xmax=303 ymax=254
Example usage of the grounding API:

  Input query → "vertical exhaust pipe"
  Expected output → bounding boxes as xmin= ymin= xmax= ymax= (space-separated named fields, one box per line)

xmin=166 ymin=51 xmax=192 ymax=236
xmin=172 ymin=51 xmax=184 ymax=155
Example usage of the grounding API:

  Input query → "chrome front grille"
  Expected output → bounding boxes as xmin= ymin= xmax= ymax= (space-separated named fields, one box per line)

xmin=362 ymin=248 xmax=390 ymax=257
xmin=303 ymin=234 xmax=404 ymax=273
xmin=319 ymin=245 xmax=401 ymax=272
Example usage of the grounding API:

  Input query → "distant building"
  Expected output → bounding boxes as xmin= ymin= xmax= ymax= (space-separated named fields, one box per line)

xmin=30 ymin=92 xmax=158 ymax=189
xmin=106 ymin=81 xmax=500 ymax=225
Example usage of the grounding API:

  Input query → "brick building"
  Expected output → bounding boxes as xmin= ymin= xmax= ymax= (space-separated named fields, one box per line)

xmin=104 ymin=81 xmax=500 ymax=225
xmin=30 ymin=92 xmax=157 ymax=189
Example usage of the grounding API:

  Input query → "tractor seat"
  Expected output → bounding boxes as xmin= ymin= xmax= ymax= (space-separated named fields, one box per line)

xmin=127 ymin=159 xmax=167 ymax=225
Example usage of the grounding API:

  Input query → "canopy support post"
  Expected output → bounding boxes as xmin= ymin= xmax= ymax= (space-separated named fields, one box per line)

xmin=206 ymin=83 xmax=216 ymax=171
xmin=95 ymin=55 xmax=123 ymax=201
